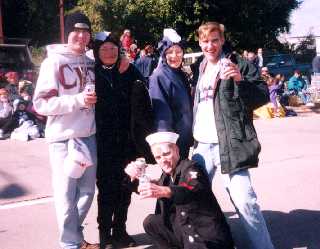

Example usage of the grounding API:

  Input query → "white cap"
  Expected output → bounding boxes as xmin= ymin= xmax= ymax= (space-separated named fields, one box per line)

xmin=163 ymin=28 xmax=181 ymax=43
xmin=146 ymin=131 xmax=179 ymax=147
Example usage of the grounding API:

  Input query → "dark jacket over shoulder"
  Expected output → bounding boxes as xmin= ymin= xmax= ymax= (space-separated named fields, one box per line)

xmin=193 ymin=53 xmax=269 ymax=174
xmin=156 ymin=159 xmax=234 ymax=249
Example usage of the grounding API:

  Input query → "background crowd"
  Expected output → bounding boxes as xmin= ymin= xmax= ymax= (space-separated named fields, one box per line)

xmin=0 ymin=31 xmax=315 ymax=141
xmin=0 ymin=71 xmax=46 ymax=140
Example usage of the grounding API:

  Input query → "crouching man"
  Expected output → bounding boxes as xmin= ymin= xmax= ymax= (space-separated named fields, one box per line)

xmin=125 ymin=131 xmax=234 ymax=249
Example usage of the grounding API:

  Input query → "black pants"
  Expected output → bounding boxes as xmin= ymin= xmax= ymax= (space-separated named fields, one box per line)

xmin=96 ymin=165 xmax=132 ymax=236
xmin=143 ymin=214 xmax=234 ymax=249
xmin=143 ymin=214 xmax=182 ymax=249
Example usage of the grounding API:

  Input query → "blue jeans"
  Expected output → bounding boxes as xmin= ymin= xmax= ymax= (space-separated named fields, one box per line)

xmin=49 ymin=135 xmax=97 ymax=249
xmin=192 ymin=142 xmax=275 ymax=249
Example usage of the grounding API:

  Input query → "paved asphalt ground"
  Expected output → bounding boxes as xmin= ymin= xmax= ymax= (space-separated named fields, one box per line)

xmin=1 ymin=108 xmax=320 ymax=249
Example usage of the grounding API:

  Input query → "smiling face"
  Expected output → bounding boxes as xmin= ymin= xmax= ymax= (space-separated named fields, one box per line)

xmin=67 ymin=28 xmax=91 ymax=55
xmin=151 ymin=143 xmax=180 ymax=175
xmin=199 ymin=30 xmax=224 ymax=64
xmin=165 ymin=45 xmax=184 ymax=69
xmin=98 ymin=42 xmax=119 ymax=66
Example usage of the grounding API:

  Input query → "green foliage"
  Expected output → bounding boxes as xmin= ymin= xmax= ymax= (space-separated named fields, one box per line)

xmin=293 ymin=33 xmax=316 ymax=63
xmin=76 ymin=0 xmax=106 ymax=32
xmin=30 ymin=46 xmax=46 ymax=66
xmin=3 ymin=0 xmax=62 ymax=46
xmin=2 ymin=0 xmax=301 ymax=52
xmin=76 ymin=0 xmax=173 ymax=46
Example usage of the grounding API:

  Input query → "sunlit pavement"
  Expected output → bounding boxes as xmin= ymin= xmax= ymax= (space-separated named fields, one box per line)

xmin=1 ymin=112 xmax=320 ymax=249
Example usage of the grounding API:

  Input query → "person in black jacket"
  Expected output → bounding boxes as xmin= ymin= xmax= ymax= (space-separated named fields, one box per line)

xmin=191 ymin=22 xmax=275 ymax=249
xmin=125 ymin=131 xmax=234 ymax=249
xmin=93 ymin=31 xmax=154 ymax=249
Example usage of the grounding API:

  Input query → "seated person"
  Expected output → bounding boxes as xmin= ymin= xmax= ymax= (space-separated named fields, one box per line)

xmin=260 ymin=67 xmax=270 ymax=80
xmin=5 ymin=71 xmax=20 ymax=102
xmin=0 ymin=72 xmax=9 ymax=88
xmin=0 ymin=88 xmax=13 ymax=138
xmin=18 ymin=79 xmax=34 ymax=97
xmin=125 ymin=131 xmax=234 ymax=249
xmin=1 ymin=98 xmax=40 ymax=140
xmin=20 ymin=85 xmax=46 ymax=136
xmin=287 ymin=70 xmax=310 ymax=104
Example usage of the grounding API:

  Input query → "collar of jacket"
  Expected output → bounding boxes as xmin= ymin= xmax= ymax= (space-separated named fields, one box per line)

xmin=158 ymin=159 xmax=183 ymax=185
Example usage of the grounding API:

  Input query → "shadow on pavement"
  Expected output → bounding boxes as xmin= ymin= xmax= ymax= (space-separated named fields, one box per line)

xmin=265 ymin=209 xmax=320 ymax=249
xmin=225 ymin=209 xmax=320 ymax=249
xmin=0 ymin=183 xmax=28 ymax=199
xmin=0 ymin=169 xmax=28 ymax=199
xmin=131 ymin=233 xmax=154 ymax=248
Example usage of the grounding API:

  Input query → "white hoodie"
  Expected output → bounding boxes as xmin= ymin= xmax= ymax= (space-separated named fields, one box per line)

xmin=33 ymin=44 xmax=95 ymax=142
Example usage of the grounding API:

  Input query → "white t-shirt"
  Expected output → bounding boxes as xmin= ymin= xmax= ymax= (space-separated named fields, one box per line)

xmin=193 ymin=62 xmax=220 ymax=143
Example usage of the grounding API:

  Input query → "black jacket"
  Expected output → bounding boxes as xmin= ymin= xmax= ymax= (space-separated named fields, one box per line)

xmin=95 ymin=63 xmax=154 ymax=165
xmin=155 ymin=159 xmax=234 ymax=249
xmin=193 ymin=53 xmax=269 ymax=174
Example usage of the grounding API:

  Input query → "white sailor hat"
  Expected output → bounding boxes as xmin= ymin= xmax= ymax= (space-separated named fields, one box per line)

xmin=163 ymin=28 xmax=181 ymax=43
xmin=146 ymin=131 xmax=179 ymax=147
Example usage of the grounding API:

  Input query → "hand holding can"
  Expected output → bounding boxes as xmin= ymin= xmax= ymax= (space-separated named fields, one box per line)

xmin=83 ymin=83 xmax=97 ymax=108
xmin=220 ymin=58 xmax=242 ymax=82
xmin=220 ymin=58 xmax=232 ymax=80
xmin=84 ymin=83 xmax=95 ymax=94
xmin=135 ymin=157 xmax=151 ymax=184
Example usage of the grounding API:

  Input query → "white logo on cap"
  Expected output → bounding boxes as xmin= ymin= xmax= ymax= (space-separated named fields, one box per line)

xmin=74 ymin=23 xmax=90 ymax=29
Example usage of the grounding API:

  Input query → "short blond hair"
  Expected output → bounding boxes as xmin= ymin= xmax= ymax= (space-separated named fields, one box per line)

xmin=197 ymin=22 xmax=225 ymax=41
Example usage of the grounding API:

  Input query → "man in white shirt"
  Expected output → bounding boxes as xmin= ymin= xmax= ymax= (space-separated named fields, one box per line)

xmin=192 ymin=21 xmax=275 ymax=249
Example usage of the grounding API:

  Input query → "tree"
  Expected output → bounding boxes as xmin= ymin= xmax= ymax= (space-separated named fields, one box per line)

xmin=3 ymin=0 xmax=58 ymax=45
xmin=293 ymin=32 xmax=316 ymax=63
xmin=2 ymin=0 xmax=301 ymax=51
xmin=2 ymin=0 xmax=78 ymax=46
xmin=76 ymin=0 xmax=300 ymax=51
xmin=76 ymin=0 xmax=173 ymax=47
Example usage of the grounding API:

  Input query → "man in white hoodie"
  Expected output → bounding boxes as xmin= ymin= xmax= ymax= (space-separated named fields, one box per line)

xmin=33 ymin=12 xmax=98 ymax=249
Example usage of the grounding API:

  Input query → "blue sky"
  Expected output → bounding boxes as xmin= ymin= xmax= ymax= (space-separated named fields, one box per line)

xmin=288 ymin=0 xmax=320 ymax=37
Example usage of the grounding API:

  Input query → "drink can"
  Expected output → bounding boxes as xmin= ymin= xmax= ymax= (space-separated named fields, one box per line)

xmin=139 ymin=174 xmax=150 ymax=184
xmin=135 ymin=157 xmax=147 ymax=176
xmin=85 ymin=83 xmax=95 ymax=93
xmin=221 ymin=58 xmax=231 ymax=70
